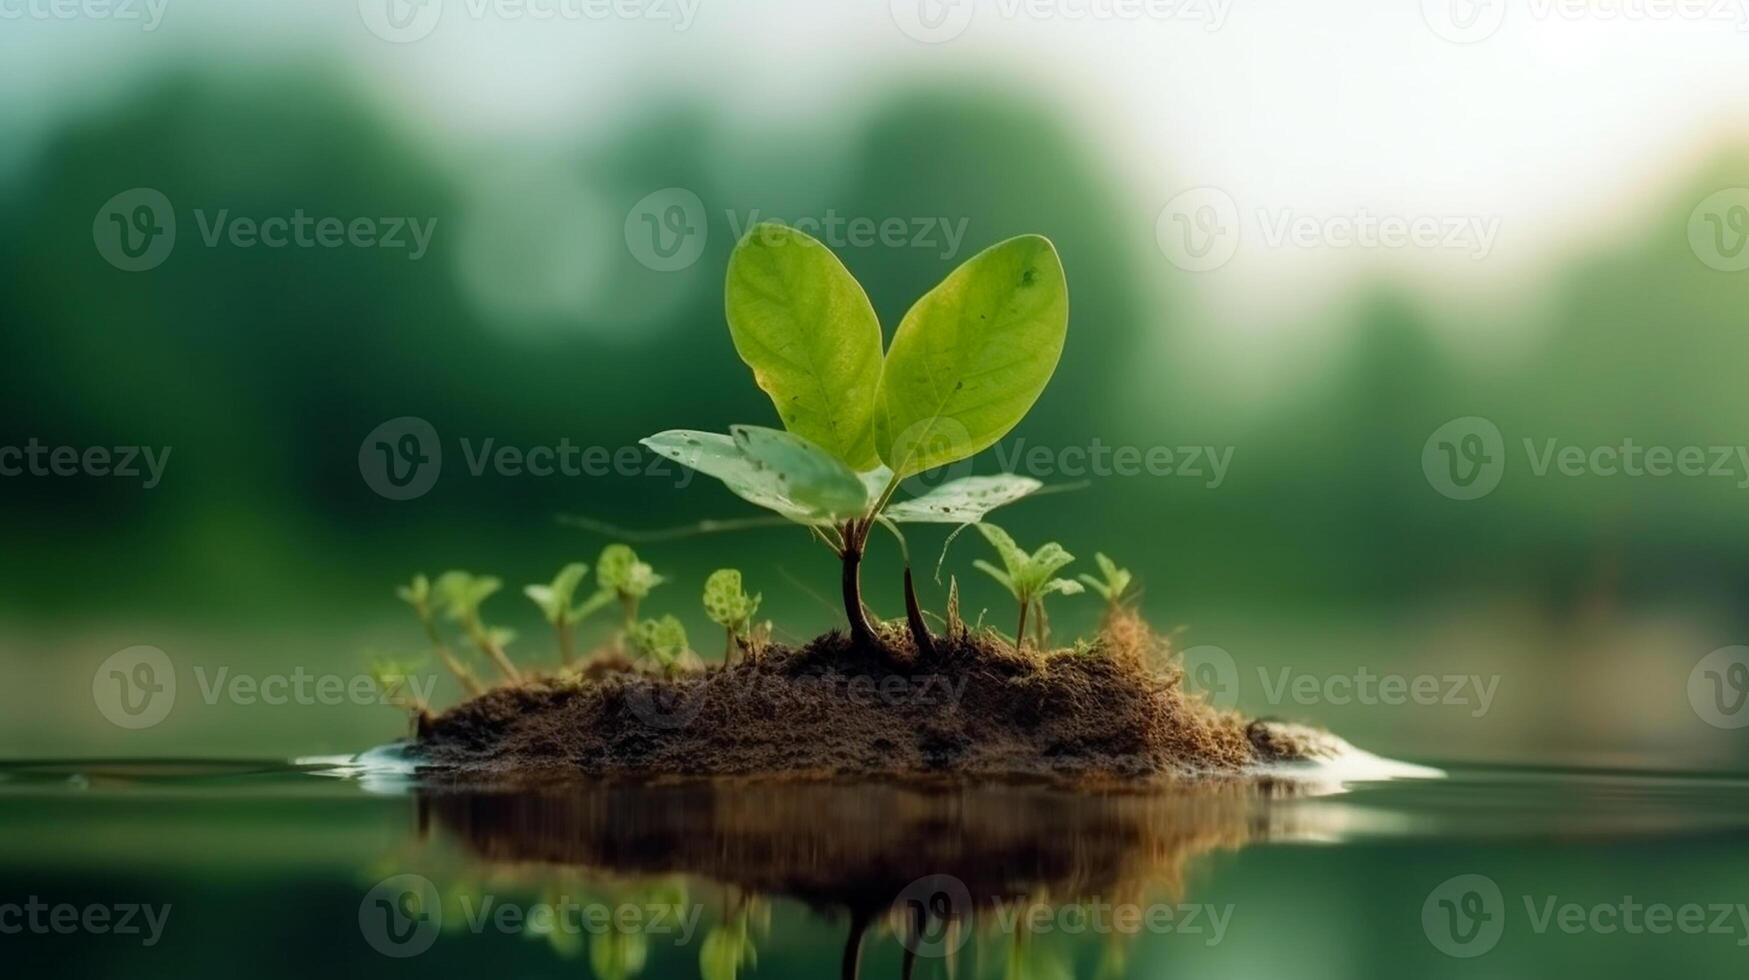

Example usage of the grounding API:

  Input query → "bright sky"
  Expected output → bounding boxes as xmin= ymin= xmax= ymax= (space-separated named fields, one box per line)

xmin=4 ymin=0 xmax=1745 ymax=352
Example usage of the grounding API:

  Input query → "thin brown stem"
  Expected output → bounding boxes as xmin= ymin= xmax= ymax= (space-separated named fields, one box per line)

xmin=840 ymin=520 xmax=878 ymax=650
xmin=1016 ymin=601 xmax=1030 ymax=654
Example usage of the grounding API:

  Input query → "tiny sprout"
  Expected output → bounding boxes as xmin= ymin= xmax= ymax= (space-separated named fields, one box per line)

xmin=597 ymin=544 xmax=667 ymax=630
xmin=973 ymin=523 xmax=1085 ymax=652
xmin=629 ymin=614 xmax=690 ymax=675
xmin=1078 ymin=553 xmax=1135 ymax=617
xmin=397 ymin=574 xmax=483 ymax=696
xmin=703 ymin=569 xmax=761 ymax=665
xmin=368 ymin=655 xmax=429 ymax=717
xmin=435 ymin=570 xmax=522 ymax=682
xmin=524 ymin=561 xmax=612 ymax=666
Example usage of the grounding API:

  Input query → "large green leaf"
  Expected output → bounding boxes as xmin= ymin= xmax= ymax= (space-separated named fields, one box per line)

xmin=640 ymin=427 xmax=870 ymax=522
xmin=725 ymin=223 xmax=885 ymax=471
xmin=732 ymin=425 xmax=869 ymax=518
xmin=874 ymin=234 xmax=1068 ymax=477
xmin=884 ymin=474 xmax=1042 ymax=524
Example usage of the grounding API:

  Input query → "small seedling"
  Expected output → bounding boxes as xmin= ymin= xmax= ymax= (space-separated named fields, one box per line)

xmin=597 ymin=544 xmax=666 ymax=631
xmin=1078 ymin=553 xmax=1135 ymax=621
xmin=629 ymin=614 xmax=690 ymax=675
xmin=641 ymin=223 xmax=1068 ymax=655
xmin=367 ymin=655 xmax=430 ymax=716
xmin=702 ymin=569 xmax=761 ymax=664
xmin=973 ymin=523 xmax=1085 ymax=651
xmin=435 ymin=570 xmax=522 ymax=682
xmin=396 ymin=574 xmax=484 ymax=695
xmin=524 ymin=561 xmax=613 ymax=665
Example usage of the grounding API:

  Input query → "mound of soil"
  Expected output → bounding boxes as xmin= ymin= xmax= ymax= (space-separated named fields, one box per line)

xmin=416 ymin=612 xmax=1323 ymax=781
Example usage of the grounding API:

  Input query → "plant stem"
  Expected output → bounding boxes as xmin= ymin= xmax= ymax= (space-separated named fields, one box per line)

xmin=724 ymin=626 xmax=736 ymax=667
xmin=1034 ymin=599 xmax=1050 ymax=650
xmin=1015 ymin=600 xmax=1030 ymax=654
xmin=902 ymin=565 xmax=937 ymax=659
xmin=840 ymin=520 xmax=878 ymax=650
xmin=421 ymin=613 xmax=483 ymax=695
xmin=469 ymin=620 xmax=520 ymax=682
xmin=557 ymin=621 xmax=576 ymax=666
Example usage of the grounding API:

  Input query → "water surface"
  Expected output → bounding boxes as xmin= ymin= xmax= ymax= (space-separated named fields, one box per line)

xmin=3 ymin=754 xmax=1747 ymax=977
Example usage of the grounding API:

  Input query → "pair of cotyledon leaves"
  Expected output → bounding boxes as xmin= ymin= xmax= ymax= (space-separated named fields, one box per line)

xmin=642 ymin=223 xmax=1069 ymax=526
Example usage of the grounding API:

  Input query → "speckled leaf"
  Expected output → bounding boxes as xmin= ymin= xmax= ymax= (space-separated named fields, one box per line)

xmin=884 ymin=474 xmax=1042 ymax=524
xmin=731 ymin=425 xmax=870 ymax=519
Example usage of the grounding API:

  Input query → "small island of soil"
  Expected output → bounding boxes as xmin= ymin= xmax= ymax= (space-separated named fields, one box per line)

xmin=414 ymin=612 xmax=1340 ymax=782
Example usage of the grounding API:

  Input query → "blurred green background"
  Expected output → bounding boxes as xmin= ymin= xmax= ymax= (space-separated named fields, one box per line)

xmin=2 ymin=0 xmax=1747 ymax=771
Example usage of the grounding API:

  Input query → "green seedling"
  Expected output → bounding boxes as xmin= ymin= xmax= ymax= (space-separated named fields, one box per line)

xmin=702 ymin=569 xmax=761 ymax=664
xmin=367 ymin=655 xmax=430 ymax=715
xmin=973 ymin=523 xmax=1084 ymax=651
xmin=524 ymin=561 xmax=613 ymax=665
xmin=597 ymin=544 xmax=666 ymax=631
xmin=1078 ymin=552 xmax=1135 ymax=620
xmin=629 ymin=614 xmax=689 ymax=675
xmin=435 ymin=570 xmax=522 ymax=682
xmin=699 ymin=907 xmax=763 ymax=980
xmin=641 ymin=223 xmax=1068 ymax=655
xmin=396 ymin=574 xmax=484 ymax=695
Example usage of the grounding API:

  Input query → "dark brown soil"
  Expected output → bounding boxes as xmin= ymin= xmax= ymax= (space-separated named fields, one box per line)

xmin=415 ymin=612 xmax=1307 ymax=782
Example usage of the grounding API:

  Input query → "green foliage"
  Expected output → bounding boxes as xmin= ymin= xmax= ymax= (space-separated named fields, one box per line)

xmin=974 ymin=523 xmax=1084 ymax=650
xmin=367 ymin=655 xmax=427 ymax=711
xmin=973 ymin=524 xmax=1081 ymax=602
xmin=597 ymin=545 xmax=665 ymax=599
xmin=875 ymin=235 xmax=1069 ymax=477
xmin=726 ymin=222 xmax=885 ymax=471
xmin=523 ymin=562 xmax=589 ymax=626
xmin=434 ymin=570 xmax=520 ymax=681
xmin=703 ymin=569 xmax=761 ymax=635
xmin=395 ymin=574 xmax=432 ymax=615
xmin=435 ymin=570 xmax=502 ymax=628
xmin=629 ymin=614 xmax=689 ymax=670
xmin=1078 ymin=552 xmax=1134 ymax=606
xmin=641 ymin=229 xmax=1063 ymax=529
xmin=589 ymin=931 xmax=649 ymax=980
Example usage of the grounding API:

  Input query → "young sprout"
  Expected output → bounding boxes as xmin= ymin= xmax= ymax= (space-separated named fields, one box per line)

xmin=639 ymin=224 xmax=1068 ymax=657
xmin=435 ymin=570 xmax=521 ymax=682
xmin=396 ymin=574 xmax=484 ymax=696
xmin=596 ymin=544 xmax=667 ymax=631
xmin=1077 ymin=553 xmax=1135 ymax=621
xmin=973 ymin=524 xmax=1085 ymax=652
xmin=629 ymin=614 xmax=690 ymax=676
xmin=368 ymin=655 xmax=430 ymax=717
xmin=702 ymin=569 xmax=761 ymax=665
xmin=524 ymin=561 xmax=612 ymax=666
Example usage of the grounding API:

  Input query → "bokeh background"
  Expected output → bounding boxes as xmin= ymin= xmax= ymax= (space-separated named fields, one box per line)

xmin=3 ymin=0 xmax=1749 ymax=771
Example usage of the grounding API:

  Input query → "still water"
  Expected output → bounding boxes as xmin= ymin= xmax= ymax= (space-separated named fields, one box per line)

xmin=3 ymin=753 xmax=1747 ymax=978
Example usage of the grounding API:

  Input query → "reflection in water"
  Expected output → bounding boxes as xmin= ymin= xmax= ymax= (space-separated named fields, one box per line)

xmin=404 ymin=777 xmax=1348 ymax=979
